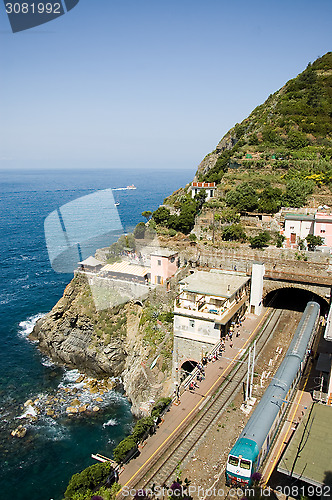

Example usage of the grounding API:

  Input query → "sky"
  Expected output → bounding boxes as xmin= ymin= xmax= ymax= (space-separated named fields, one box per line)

xmin=0 ymin=0 xmax=331 ymax=171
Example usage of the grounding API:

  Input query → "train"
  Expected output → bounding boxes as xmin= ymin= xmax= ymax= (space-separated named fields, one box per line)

xmin=225 ymin=301 xmax=320 ymax=486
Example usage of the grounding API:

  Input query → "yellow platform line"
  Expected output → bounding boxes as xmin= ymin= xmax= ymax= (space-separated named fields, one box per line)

xmin=263 ymin=369 xmax=311 ymax=486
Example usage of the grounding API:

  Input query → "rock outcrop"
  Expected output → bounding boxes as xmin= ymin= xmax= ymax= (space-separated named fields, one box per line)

xmin=30 ymin=273 xmax=173 ymax=416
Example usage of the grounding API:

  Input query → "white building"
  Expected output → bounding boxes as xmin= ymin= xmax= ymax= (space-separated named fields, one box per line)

xmin=191 ymin=182 xmax=216 ymax=200
xmin=283 ymin=213 xmax=314 ymax=248
xmin=173 ymin=270 xmax=250 ymax=380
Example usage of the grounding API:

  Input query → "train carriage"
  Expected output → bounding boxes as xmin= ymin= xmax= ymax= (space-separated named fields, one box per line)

xmin=226 ymin=301 xmax=320 ymax=486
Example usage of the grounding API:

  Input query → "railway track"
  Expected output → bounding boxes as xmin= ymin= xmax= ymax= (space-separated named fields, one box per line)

xmin=122 ymin=305 xmax=294 ymax=495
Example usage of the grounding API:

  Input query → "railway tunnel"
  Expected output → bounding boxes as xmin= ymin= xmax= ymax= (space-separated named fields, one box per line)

xmin=264 ymin=286 xmax=330 ymax=314
xmin=264 ymin=285 xmax=331 ymax=400
xmin=180 ymin=360 xmax=198 ymax=381
xmin=263 ymin=279 xmax=330 ymax=313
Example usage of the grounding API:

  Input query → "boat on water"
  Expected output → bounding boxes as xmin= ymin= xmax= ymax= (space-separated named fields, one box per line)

xmin=114 ymin=201 xmax=120 ymax=206
xmin=126 ymin=184 xmax=136 ymax=190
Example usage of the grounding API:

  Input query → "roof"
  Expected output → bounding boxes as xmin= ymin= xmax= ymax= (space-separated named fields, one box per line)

xmin=150 ymin=249 xmax=178 ymax=258
xmin=79 ymin=256 xmax=104 ymax=267
xmin=284 ymin=212 xmax=332 ymax=223
xmin=180 ymin=270 xmax=250 ymax=298
xmin=278 ymin=403 xmax=332 ymax=487
xmin=191 ymin=182 xmax=216 ymax=188
xmin=315 ymin=216 xmax=332 ymax=223
xmin=230 ymin=438 xmax=260 ymax=462
xmin=284 ymin=213 xmax=315 ymax=221
xmin=101 ymin=261 xmax=150 ymax=277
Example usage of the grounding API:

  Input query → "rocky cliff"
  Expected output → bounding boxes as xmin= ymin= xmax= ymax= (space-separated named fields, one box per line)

xmin=31 ymin=272 xmax=174 ymax=416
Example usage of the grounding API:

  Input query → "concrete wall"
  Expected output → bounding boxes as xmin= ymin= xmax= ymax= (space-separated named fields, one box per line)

xmin=86 ymin=274 xmax=151 ymax=310
xmin=177 ymin=246 xmax=332 ymax=285
xmin=174 ymin=314 xmax=220 ymax=343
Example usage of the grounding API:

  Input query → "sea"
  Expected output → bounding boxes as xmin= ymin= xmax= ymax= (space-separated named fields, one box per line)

xmin=0 ymin=167 xmax=195 ymax=500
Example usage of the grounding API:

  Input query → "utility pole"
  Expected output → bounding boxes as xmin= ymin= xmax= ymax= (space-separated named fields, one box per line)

xmin=245 ymin=341 xmax=256 ymax=403
xmin=245 ymin=346 xmax=251 ymax=404
xmin=249 ymin=341 xmax=256 ymax=400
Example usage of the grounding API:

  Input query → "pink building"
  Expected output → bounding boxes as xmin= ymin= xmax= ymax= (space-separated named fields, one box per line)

xmin=314 ymin=213 xmax=332 ymax=247
xmin=150 ymin=250 xmax=179 ymax=285
xmin=283 ymin=211 xmax=332 ymax=249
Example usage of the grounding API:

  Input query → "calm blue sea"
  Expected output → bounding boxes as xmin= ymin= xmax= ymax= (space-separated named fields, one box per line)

xmin=0 ymin=167 xmax=194 ymax=500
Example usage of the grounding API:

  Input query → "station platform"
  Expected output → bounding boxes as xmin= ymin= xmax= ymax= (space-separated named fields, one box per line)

xmin=116 ymin=307 xmax=273 ymax=495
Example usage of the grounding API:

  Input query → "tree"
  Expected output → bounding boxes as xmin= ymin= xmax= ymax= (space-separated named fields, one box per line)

xmin=306 ymin=234 xmax=324 ymax=250
xmin=219 ymin=207 xmax=240 ymax=224
xmin=141 ymin=210 xmax=152 ymax=222
xmin=257 ymin=187 xmax=283 ymax=213
xmin=222 ymin=224 xmax=247 ymax=241
xmin=113 ymin=436 xmax=137 ymax=464
xmin=194 ymin=189 xmax=206 ymax=211
xmin=152 ymin=206 xmax=171 ymax=226
xmin=225 ymin=183 xmax=259 ymax=212
xmin=173 ymin=199 xmax=197 ymax=234
xmin=275 ymin=233 xmax=285 ymax=248
xmin=64 ymin=463 xmax=115 ymax=499
xmin=282 ymin=179 xmax=314 ymax=208
xmin=286 ymin=129 xmax=309 ymax=150
xmin=133 ymin=222 xmax=146 ymax=239
xmin=249 ymin=231 xmax=271 ymax=249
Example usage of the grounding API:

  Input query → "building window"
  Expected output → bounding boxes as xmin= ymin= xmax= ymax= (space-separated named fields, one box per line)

xmin=157 ymin=276 xmax=162 ymax=284
xmin=158 ymin=260 xmax=161 ymax=266
xmin=189 ymin=319 xmax=195 ymax=328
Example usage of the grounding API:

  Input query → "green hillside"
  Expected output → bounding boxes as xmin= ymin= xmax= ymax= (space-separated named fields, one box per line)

xmin=193 ymin=52 xmax=332 ymax=212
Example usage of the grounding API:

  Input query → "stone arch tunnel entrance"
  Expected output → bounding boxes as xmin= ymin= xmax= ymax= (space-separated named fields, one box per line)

xmin=180 ymin=360 xmax=198 ymax=380
xmin=263 ymin=286 xmax=330 ymax=315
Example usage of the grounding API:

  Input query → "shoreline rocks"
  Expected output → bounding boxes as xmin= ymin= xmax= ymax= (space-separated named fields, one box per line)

xmin=11 ymin=425 xmax=27 ymax=438
xmin=30 ymin=273 xmax=173 ymax=417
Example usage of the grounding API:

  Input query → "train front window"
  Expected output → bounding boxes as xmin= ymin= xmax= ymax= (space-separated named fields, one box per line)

xmin=228 ymin=456 xmax=239 ymax=466
xmin=240 ymin=459 xmax=251 ymax=470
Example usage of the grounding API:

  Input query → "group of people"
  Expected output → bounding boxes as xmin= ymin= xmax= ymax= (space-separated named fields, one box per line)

xmin=182 ymin=316 xmax=246 ymax=396
xmin=188 ymin=347 xmax=225 ymax=391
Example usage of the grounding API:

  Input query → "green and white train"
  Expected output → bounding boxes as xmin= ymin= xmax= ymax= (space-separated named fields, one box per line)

xmin=226 ymin=301 xmax=320 ymax=486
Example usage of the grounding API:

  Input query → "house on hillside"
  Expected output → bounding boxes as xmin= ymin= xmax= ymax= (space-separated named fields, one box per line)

xmin=190 ymin=182 xmax=216 ymax=200
xmin=283 ymin=211 xmax=332 ymax=250
xmin=100 ymin=261 xmax=150 ymax=284
xmin=78 ymin=256 xmax=104 ymax=272
xmin=150 ymin=250 xmax=179 ymax=286
xmin=283 ymin=213 xmax=315 ymax=248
